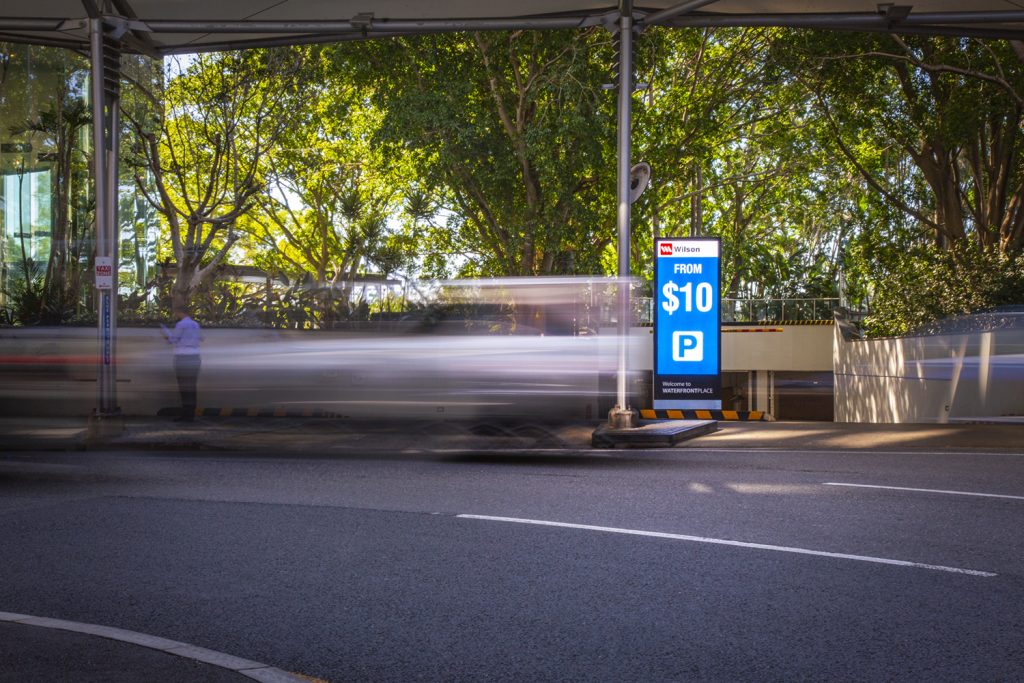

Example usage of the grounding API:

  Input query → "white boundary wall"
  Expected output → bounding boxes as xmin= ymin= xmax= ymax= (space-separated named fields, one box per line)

xmin=834 ymin=324 xmax=1024 ymax=423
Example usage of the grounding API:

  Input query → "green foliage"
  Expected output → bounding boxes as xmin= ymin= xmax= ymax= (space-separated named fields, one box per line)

xmin=2 ymin=257 xmax=44 ymax=325
xmin=241 ymin=46 xmax=415 ymax=329
xmin=863 ymin=242 xmax=1024 ymax=336
xmin=124 ymin=48 xmax=305 ymax=308
xmin=337 ymin=30 xmax=617 ymax=277
xmin=774 ymin=30 xmax=1024 ymax=255
xmin=636 ymin=28 xmax=852 ymax=301
xmin=10 ymin=31 xmax=1024 ymax=336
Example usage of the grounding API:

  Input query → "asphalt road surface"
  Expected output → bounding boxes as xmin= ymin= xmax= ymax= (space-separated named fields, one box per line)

xmin=2 ymin=445 xmax=1023 ymax=681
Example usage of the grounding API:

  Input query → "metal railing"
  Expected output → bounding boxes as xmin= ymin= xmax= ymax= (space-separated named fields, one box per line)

xmin=635 ymin=297 xmax=842 ymax=325
xmin=722 ymin=298 xmax=841 ymax=323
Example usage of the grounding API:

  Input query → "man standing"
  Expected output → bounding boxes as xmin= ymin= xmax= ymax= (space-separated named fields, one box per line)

xmin=161 ymin=306 xmax=202 ymax=421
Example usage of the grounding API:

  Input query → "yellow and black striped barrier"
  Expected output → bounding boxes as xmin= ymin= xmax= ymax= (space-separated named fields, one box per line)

xmin=639 ymin=409 xmax=767 ymax=421
xmin=724 ymin=320 xmax=833 ymax=326
xmin=722 ymin=327 xmax=784 ymax=333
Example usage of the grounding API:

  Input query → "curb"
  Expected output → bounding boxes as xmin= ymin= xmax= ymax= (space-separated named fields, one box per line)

xmin=0 ymin=611 xmax=313 ymax=683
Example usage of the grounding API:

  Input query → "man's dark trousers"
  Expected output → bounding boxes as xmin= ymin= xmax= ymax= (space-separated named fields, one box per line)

xmin=174 ymin=354 xmax=201 ymax=419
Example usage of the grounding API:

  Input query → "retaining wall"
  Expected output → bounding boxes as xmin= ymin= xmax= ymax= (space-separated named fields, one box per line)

xmin=834 ymin=323 xmax=1024 ymax=423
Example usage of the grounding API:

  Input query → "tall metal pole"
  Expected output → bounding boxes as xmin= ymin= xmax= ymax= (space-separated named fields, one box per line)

xmin=106 ymin=101 xmax=121 ymax=409
xmin=90 ymin=18 xmax=120 ymax=420
xmin=609 ymin=0 xmax=638 ymax=429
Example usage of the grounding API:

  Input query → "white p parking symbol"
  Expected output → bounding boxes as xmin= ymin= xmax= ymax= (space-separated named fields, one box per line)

xmin=672 ymin=331 xmax=704 ymax=362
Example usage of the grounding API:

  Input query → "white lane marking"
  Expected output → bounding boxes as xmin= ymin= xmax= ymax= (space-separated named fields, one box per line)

xmin=456 ymin=514 xmax=997 ymax=578
xmin=824 ymin=482 xmax=1024 ymax=501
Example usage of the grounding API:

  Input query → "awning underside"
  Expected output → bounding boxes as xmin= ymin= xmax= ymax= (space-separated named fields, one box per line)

xmin=3 ymin=1 xmax=1024 ymax=55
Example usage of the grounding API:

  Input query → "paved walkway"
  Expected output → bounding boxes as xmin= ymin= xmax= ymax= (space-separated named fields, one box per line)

xmin=2 ymin=415 xmax=1022 ymax=454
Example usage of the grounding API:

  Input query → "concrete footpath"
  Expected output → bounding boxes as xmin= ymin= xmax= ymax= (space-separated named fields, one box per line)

xmin=2 ymin=415 xmax=1023 ymax=454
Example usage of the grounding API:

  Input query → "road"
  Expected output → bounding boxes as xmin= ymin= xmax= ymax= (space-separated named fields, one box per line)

xmin=2 ymin=444 xmax=1023 ymax=681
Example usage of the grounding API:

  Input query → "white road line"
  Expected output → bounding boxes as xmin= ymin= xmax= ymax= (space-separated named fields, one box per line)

xmin=456 ymin=514 xmax=997 ymax=578
xmin=823 ymin=482 xmax=1024 ymax=501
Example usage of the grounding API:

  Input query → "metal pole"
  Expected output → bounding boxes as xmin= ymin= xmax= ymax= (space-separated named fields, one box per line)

xmin=90 ymin=18 xmax=119 ymax=419
xmin=609 ymin=0 xmax=637 ymax=429
xmin=106 ymin=102 xmax=121 ymax=411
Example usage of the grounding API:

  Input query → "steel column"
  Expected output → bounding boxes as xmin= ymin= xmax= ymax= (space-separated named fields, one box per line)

xmin=610 ymin=0 xmax=637 ymax=428
xmin=90 ymin=18 xmax=121 ymax=418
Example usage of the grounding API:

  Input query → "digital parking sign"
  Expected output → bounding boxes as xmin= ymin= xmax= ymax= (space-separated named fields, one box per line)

xmin=653 ymin=237 xmax=721 ymax=409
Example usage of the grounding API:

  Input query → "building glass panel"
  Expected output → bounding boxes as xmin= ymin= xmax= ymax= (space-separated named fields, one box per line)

xmin=0 ymin=42 xmax=161 ymax=322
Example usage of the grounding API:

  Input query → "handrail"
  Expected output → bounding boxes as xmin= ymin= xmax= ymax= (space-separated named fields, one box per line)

xmin=723 ymin=297 xmax=841 ymax=323
xmin=634 ymin=297 xmax=849 ymax=324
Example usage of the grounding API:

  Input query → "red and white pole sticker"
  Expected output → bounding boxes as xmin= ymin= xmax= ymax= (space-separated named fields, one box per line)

xmin=95 ymin=257 xmax=114 ymax=289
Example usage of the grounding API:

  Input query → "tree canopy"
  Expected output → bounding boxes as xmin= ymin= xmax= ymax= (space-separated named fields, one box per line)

xmin=335 ymin=29 xmax=619 ymax=278
xmin=4 ymin=28 xmax=1023 ymax=334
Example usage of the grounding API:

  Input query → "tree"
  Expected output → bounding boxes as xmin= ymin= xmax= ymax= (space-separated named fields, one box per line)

xmin=243 ymin=48 xmax=414 ymax=325
xmin=338 ymin=29 xmax=617 ymax=278
xmin=769 ymin=31 xmax=1024 ymax=332
xmin=781 ymin=32 xmax=1024 ymax=256
xmin=638 ymin=28 xmax=851 ymax=305
xmin=123 ymin=49 xmax=302 ymax=309
xmin=863 ymin=241 xmax=1024 ymax=336
xmin=19 ymin=97 xmax=91 ymax=321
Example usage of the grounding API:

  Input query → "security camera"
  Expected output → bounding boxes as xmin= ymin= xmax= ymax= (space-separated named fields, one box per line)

xmin=629 ymin=162 xmax=651 ymax=204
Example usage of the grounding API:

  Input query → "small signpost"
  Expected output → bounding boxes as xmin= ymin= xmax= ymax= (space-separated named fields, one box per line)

xmin=653 ymin=237 xmax=721 ymax=410
xmin=93 ymin=257 xmax=114 ymax=369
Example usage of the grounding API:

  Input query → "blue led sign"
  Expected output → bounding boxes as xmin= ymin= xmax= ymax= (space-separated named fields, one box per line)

xmin=653 ymin=238 xmax=721 ymax=409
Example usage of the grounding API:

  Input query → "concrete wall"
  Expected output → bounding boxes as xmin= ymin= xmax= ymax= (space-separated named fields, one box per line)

xmin=722 ymin=325 xmax=833 ymax=372
xmin=834 ymin=324 xmax=1024 ymax=423
xmin=621 ymin=325 xmax=834 ymax=372
xmin=600 ymin=325 xmax=835 ymax=417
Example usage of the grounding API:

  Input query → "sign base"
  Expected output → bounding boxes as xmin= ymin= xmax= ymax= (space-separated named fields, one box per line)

xmin=607 ymin=406 xmax=639 ymax=429
xmin=592 ymin=419 xmax=718 ymax=448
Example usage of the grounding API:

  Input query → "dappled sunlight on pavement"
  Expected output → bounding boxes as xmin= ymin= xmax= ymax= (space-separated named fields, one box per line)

xmin=699 ymin=427 xmax=836 ymax=444
xmin=701 ymin=421 xmax=1024 ymax=451
xmin=818 ymin=428 xmax=953 ymax=450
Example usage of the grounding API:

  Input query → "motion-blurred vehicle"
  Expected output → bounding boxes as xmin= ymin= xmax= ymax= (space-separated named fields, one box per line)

xmin=0 ymin=277 xmax=642 ymax=421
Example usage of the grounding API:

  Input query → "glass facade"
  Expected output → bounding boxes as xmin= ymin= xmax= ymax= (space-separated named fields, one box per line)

xmin=0 ymin=42 xmax=161 ymax=323
xmin=3 ymin=169 xmax=51 ymax=261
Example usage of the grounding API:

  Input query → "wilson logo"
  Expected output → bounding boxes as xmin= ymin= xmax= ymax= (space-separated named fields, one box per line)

xmin=659 ymin=243 xmax=674 ymax=256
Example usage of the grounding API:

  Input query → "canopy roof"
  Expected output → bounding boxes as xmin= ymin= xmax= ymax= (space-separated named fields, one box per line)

xmin=3 ymin=1 xmax=1024 ymax=55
